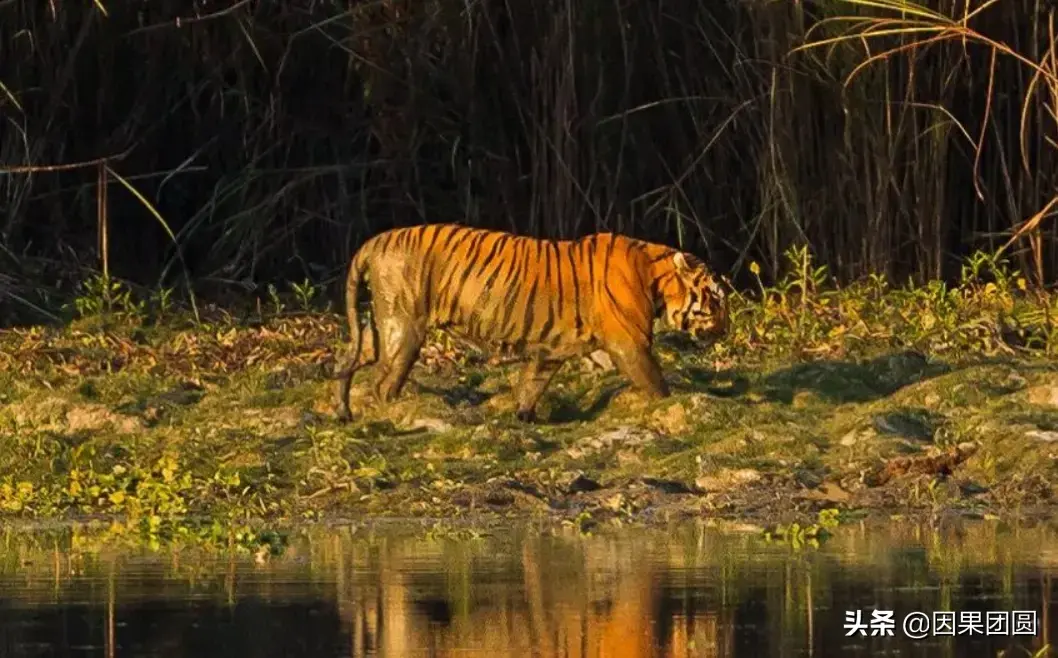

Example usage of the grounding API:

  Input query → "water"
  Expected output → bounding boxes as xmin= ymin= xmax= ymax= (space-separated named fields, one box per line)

xmin=0 ymin=519 xmax=1054 ymax=657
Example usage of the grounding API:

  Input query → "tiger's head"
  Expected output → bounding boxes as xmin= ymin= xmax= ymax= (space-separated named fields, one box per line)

xmin=659 ymin=251 xmax=729 ymax=344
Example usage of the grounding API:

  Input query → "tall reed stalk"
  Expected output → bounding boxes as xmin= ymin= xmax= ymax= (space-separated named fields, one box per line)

xmin=0 ymin=0 xmax=1055 ymax=323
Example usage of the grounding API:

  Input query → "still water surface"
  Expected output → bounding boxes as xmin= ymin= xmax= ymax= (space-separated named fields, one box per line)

xmin=0 ymin=520 xmax=1054 ymax=657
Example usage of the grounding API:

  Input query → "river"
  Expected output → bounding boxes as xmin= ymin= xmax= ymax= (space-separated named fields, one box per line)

xmin=0 ymin=519 xmax=1053 ymax=657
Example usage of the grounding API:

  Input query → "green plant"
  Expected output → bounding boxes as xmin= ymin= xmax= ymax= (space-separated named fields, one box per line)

xmin=290 ymin=278 xmax=320 ymax=312
xmin=69 ymin=274 xmax=145 ymax=321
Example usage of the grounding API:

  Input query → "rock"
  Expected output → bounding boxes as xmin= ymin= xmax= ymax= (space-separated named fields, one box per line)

xmin=483 ymin=488 xmax=515 ymax=507
xmin=794 ymin=469 xmax=824 ymax=489
xmin=695 ymin=468 xmax=761 ymax=492
xmin=566 ymin=426 xmax=659 ymax=457
xmin=1027 ymin=385 xmax=1058 ymax=407
xmin=581 ymin=350 xmax=615 ymax=372
xmin=1027 ymin=429 xmax=1058 ymax=443
xmin=408 ymin=417 xmax=455 ymax=433
xmin=871 ymin=411 xmax=935 ymax=442
xmin=650 ymin=402 xmax=690 ymax=435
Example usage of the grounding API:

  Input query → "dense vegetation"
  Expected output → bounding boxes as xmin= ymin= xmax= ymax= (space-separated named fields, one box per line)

xmin=2 ymin=0 xmax=1058 ymax=324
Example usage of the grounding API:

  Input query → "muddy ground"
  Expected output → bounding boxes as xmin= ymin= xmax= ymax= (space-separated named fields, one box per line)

xmin=1 ymin=314 xmax=1057 ymax=542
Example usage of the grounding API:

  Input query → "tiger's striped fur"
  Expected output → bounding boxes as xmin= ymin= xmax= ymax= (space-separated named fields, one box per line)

xmin=333 ymin=223 xmax=728 ymax=422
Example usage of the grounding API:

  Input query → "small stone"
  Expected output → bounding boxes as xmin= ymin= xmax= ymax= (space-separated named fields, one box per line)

xmin=792 ymin=391 xmax=818 ymax=409
xmin=695 ymin=468 xmax=761 ymax=493
xmin=839 ymin=430 xmax=860 ymax=447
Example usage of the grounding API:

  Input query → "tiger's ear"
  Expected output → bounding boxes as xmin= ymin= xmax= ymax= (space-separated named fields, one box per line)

xmin=673 ymin=252 xmax=691 ymax=273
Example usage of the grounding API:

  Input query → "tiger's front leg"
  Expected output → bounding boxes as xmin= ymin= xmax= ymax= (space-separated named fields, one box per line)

xmin=513 ymin=357 xmax=565 ymax=423
xmin=603 ymin=340 xmax=670 ymax=400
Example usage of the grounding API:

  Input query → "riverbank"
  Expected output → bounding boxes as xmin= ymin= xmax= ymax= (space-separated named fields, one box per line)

xmin=2 ymin=257 xmax=1058 ymax=550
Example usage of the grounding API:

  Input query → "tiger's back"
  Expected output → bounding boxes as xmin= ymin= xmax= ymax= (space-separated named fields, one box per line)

xmin=334 ymin=224 xmax=728 ymax=422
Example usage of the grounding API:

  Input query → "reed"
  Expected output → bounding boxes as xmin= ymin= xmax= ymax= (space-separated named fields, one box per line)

xmin=1 ymin=0 xmax=1056 ymax=324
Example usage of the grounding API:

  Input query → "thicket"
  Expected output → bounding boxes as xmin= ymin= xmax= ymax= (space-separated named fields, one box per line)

xmin=2 ymin=0 xmax=1058 ymax=326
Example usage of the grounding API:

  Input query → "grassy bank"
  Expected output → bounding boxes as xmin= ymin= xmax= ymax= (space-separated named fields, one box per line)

xmin=2 ymin=249 xmax=1058 ymax=552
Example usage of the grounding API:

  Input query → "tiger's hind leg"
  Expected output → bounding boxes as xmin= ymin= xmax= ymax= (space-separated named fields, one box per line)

xmin=603 ymin=341 xmax=670 ymax=400
xmin=514 ymin=358 xmax=564 ymax=423
xmin=334 ymin=319 xmax=379 ymax=423
xmin=373 ymin=317 xmax=427 ymax=403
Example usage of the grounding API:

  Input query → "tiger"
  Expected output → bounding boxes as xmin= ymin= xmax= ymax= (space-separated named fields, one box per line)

xmin=332 ymin=223 xmax=729 ymax=423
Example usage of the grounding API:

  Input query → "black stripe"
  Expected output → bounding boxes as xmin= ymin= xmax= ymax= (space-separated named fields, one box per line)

xmin=501 ymin=240 xmax=535 ymax=336
xmin=586 ymin=237 xmax=596 ymax=289
xmin=424 ymin=224 xmax=445 ymax=255
xmin=539 ymin=289 xmax=555 ymax=340
xmin=447 ymin=232 xmax=491 ymax=320
xmin=518 ymin=278 xmax=539 ymax=342
xmin=434 ymin=231 xmax=470 ymax=318
xmin=439 ymin=225 xmax=465 ymax=251
xmin=449 ymin=227 xmax=476 ymax=252
xmin=477 ymin=237 xmax=511 ymax=297
xmin=465 ymin=230 xmax=491 ymax=263
xmin=553 ymin=242 xmax=565 ymax=319
xmin=473 ymin=239 xmax=512 ymax=333
xmin=408 ymin=225 xmax=426 ymax=250
xmin=495 ymin=241 xmax=527 ymax=332
xmin=476 ymin=236 xmax=507 ymax=277
xmin=436 ymin=229 xmax=480 ymax=295
xmin=377 ymin=231 xmax=395 ymax=253
xmin=567 ymin=242 xmax=582 ymax=332
xmin=535 ymin=239 xmax=544 ymax=278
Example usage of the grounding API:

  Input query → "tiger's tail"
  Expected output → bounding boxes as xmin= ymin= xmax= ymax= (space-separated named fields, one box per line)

xmin=332 ymin=242 xmax=377 ymax=421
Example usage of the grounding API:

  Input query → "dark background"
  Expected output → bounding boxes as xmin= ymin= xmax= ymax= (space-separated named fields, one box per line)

xmin=0 ymin=0 xmax=1054 ymax=324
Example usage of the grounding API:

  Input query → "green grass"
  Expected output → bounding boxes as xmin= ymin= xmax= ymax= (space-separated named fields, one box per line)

xmin=1 ymin=247 xmax=1058 ymax=552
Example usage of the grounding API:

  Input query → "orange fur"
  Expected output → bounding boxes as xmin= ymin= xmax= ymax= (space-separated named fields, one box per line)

xmin=333 ymin=224 xmax=728 ymax=422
